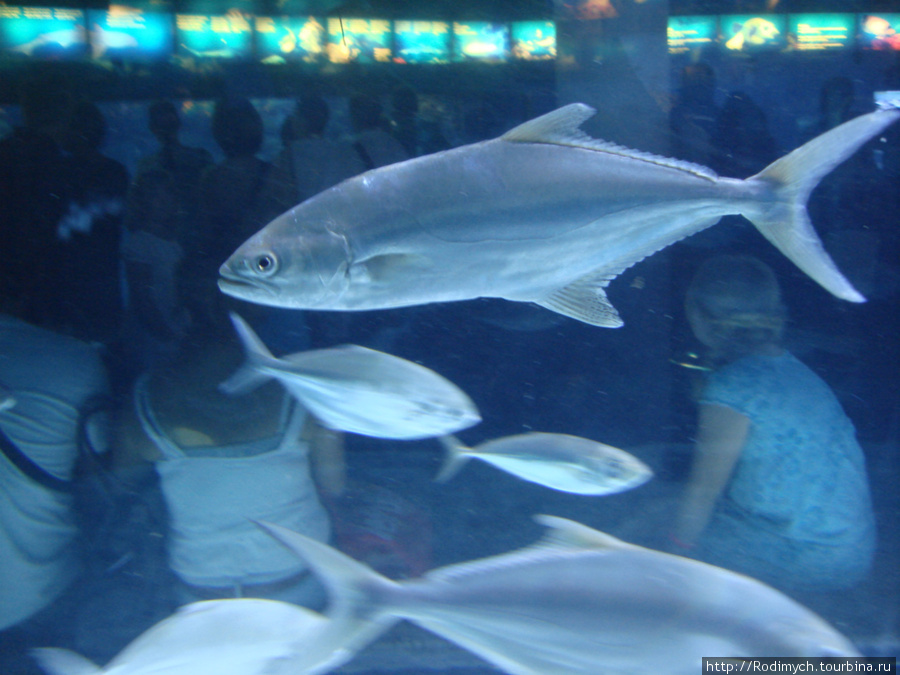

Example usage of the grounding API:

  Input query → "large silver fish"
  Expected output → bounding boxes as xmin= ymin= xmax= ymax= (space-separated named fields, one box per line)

xmin=31 ymin=598 xmax=386 ymax=675
xmin=258 ymin=515 xmax=860 ymax=675
xmin=222 ymin=313 xmax=480 ymax=440
xmin=219 ymin=103 xmax=900 ymax=326
xmin=436 ymin=432 xmax=652 ymax=495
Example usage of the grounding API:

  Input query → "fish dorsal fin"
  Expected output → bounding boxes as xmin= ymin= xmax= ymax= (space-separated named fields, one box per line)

xmin=501 ymin=103 xmax=598 ymax=144
xmin=501 ymin=103 xmax=718 ymax=182
xmin=535 ymin=271 xmax=623 ymax=327
xmin=533 ymin=514 xmax=632 ymax=551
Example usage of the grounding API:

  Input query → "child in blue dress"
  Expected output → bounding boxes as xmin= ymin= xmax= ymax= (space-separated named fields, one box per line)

xmin=673 ymin=255 xmax=875 ymax=591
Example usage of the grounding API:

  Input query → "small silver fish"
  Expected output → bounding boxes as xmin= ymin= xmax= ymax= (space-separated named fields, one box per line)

xmin=31 ymin=598 xmax=387 ymax=675
xmin=222 ymin=313 xmax=481 ymax=440
xmin=258 ymin=516 xmax=860 ymax=675
xmin=436 ymin=432 xmax=652 ymax=495
xmin=220 ymin=103 xmax=900 ymax=326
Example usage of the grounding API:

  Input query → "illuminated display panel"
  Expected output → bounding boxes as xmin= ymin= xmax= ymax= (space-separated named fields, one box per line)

xmin=859 ymin=14 xmax=900 ymax=51
xmin=557 ymin=0 xmax=618 ymax=21
xmin=788 ymin=13 xmax=853 ymax=51
xmin=393 ymin=20 xmax=449 ymax=64
xmin=175 ymin=9 xmax=252 ymax=59
xmin=511 ymin=21 xmax=555 ymax=60
xmin=453 ymin=21 xmax=509 ymax=62
xmin=667 ymin=15 xmax=716 ymax=55
xmin=0 ymin=5 xmax=87 ymax=60
xmin=181 ymin=0 xmax=254 ymax=15
xmin=720 ymin=14 xmax=786 ymax=52
xmin=326 ymin=17 xmax=391 ymax=63
xmin=87 ymin=7 xmax=172 ymax=60
xmin=255 ymin=15 xmax=325 ymax=63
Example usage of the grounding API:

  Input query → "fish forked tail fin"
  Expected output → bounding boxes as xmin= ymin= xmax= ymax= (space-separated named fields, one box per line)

xmin=747 ymin=108 xmax=900 ymax=303
xmin=220 ymin=312 xmax=279 ymax=395
xmin=253 ymin=520 xmax=400 ymax=671
xmin=30 ymin=648 xmax=101 ymax=675
xmin=435 ymin=435 xmax=473 ymax=483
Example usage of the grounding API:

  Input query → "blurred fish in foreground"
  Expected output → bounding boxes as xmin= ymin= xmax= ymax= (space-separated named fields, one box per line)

xmin=258 ymin=515 xmax=859 ymax=675
xmin=436 ymin=432 xmax=652 ymax=495
xmin=222 ymin=313 xmax=480 ymax=440
xmin=32 ymin=598 xmax=386 ymax=675
xmin=220 ymin=103 xmax=900 ymax=326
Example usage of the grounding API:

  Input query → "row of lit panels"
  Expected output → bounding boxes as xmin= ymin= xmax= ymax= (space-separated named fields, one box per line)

xmin=669 ymin=13 xmax=900 ymax=54
xmin=0 ymin=8 xmax=557 ymax=63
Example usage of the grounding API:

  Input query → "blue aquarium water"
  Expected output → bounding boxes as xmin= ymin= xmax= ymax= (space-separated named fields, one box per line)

xmin=1 ymin=0 xmax=899 ymax=673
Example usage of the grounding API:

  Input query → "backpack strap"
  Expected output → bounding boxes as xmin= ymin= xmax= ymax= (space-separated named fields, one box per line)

xmin=0 ymin=424 xmax=72 ymax=492
xmin=0 ymin=392 xmax=112 ymax=493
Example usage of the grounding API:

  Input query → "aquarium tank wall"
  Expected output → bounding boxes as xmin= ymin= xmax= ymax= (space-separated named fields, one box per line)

xmin=1 ymin=0 xmax=898 ymax=673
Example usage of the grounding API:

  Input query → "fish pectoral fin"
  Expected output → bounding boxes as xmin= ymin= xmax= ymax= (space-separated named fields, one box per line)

xmin=536 ymin=273 xmax=623 ymax=327
xmin=351 ymin=253 xmax=434 ymax=284
xmin=534 ymin=515 xmax=632 ymax=551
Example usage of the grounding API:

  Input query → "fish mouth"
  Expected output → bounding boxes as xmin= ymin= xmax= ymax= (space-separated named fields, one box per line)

xmin=218 ymin=264 xmax=277 ymax=300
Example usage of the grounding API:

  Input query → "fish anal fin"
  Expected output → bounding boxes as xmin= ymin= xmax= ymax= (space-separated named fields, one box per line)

xmin=534 ymin=514 xmax=631 ymax=551
xmin=536 ymin=272 xmax=623 ymax=327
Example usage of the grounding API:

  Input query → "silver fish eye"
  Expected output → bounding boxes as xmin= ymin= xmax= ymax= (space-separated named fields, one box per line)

xmin=253 ymin=252 xmax=279 ymax=277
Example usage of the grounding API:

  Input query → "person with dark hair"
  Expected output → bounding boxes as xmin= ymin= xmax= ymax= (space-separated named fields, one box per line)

xmin=296 ymin=94 xmax=329 ymax=139
xmin=0 ymin=80 xmax=127 ymax=345
xmin=669 ymin=62 xmax=720 ymax=166
xmin=134 ymin=99 xmax=212 ymax=251
xmin=122 ymin=100 xmax=211 ymax=368
xmin=390 ymin=85 xmax=420 ymax=157
xmin=672 ymin=255 xmax=875 ymax=592
xmin=258 ymin=94 xmax=364 ymax=221
xmin=388 ymin=85 xmax=450 ymax=158
xmin=710 ymin=91 xmax=779 ymax=178
xmin=57 ymin=99 xmax=129 ymax=345
xmin=121 ymin=167 xmax=191 ymax=373
xmin=0 ymin=75 xmax=74 ymax=326
xmin=192 ymin=98 xmax=271 ymax=334
xmin=348 ymin=91 xmax=408 ymax=169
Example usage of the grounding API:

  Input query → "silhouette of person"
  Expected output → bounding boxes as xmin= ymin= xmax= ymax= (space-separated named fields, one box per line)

xmin=121 ymin=168 xmax=191 ymax=374
xmin=349 ymin=92 xmax=409 ymax=169
xmin=710 ymin=91 xmax=779 ymax=178
xmin=669 ymin=62 xmax=720 ymax=166
xmin=0 ymin=80 xmax=126 ymax=346
xmin=672 ymin=255 xmax=876 ymax=592
xmin=258 ymin=94 xmax=364 ymax=220
xmin=122 ymin=101 xmax=214 ymax=372
xmin=134 ymin=100 xmax=212 ymax=253
xmin=192 ymin=97 xmax=272 ymax=334
xmin=388 ymin=85 xmax=450 ymax=158
xmin=57 ymin=99 xmax=129 ymax=345
xmin=0 ymin=75 xmax=74 ymax=327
